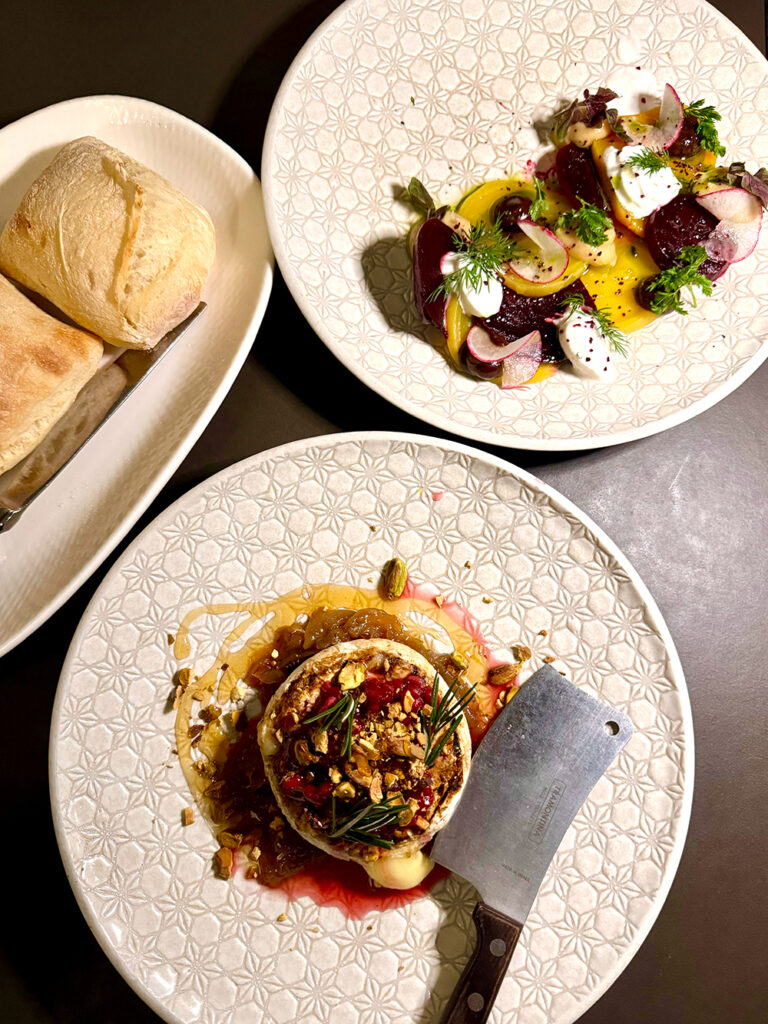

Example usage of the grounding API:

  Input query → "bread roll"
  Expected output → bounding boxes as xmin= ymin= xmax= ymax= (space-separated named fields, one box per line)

xmin=0 ymin=137 xmax=215 ymax=350
xmin=0 ymin=275 xmax=103 ymax=475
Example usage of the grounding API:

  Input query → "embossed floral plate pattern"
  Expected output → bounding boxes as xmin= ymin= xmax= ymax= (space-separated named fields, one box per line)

xmin=0 ymin=95 xmax=273 ymax=655
xmin=262 ymin=0 xmax=768 ymax=450
xmin=52 ymin=433 xmax=692 ymax=1024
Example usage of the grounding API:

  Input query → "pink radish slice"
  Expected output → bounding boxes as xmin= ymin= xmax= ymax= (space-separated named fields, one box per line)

xmin=466 ymin=325 xmax=540 ymax=364
xmin=696 ymin=187 xmax=762 ymax=224
xmin=697 ymin=188 xmax=763 ymax=262
xmin=616 ymin=83 xmax=684 ymax=151
xmin=501 ymin=331 xmax=542 ymax=388
xmin=704 ymin=218 xmax=761 ymax=262
xmin=507 ymin=221 xmax=569 ymax=284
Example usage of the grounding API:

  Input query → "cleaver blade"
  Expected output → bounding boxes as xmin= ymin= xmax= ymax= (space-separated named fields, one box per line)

xmin=431 ymin=663 xmax=633 ymax=1024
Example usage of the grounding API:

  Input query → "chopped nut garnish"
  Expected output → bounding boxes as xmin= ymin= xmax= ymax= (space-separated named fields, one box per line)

xmin=333 ymin=781 xmax=356 ymax=800
xmin=482 ymin=596 xmax=493 ymax=604
xmin=410 ymin=743 xmax=426 ymax=761
xmin=543 ymin=655 xmax=556 ymax=664
xmin=276 ymin=912 xmax=288 ymax=922
xmin=294 ymin=738 xmax=316 ymax=766
xmin=339 ymin=662 xmax=366 ymax=690
xmin=313 ymin=729 xmax=329 ymax=754
xmin=167 ymin=633 xmax=175 ymax=645
xmin=511 ymin=644 xmax=532 ymax=663
xmin=398 ymin=805 xmax=415 ymax=825
xmin=389 ymin=737 xmax=411 ymax=757
xmin=181 ymin=807 xmax=195 ymax=826
xmin=488 ymin=664 xmax=520 ymax=689
xmin=388 ymin=659 xmax=411 ymax=679
xmin=382 ymin=557 xmax=408 ymax=600
xmin=357 ymin=737 xmax=378 ymax=756
xmin=384 ymin=772 xmax=398 ymax=788
xmin=414 ymin=815 xmax=430 ymax=830
xmin=402 ymin=691 xmax=414 ymax=713
xmin=199 ymin=704 xmax=222 ymax=722
xmin=538 ymin=629 xmax=548 ymax=637
xmin=329 ymin=767 xmax=342 ymax=784
xmin=450 ymin=652 xmax=468 ymax=671
xmin=434 ymin=595 xmax=444 ymax=608
xmin=214 ymin=847 xmax=234 ymax=879
xmin=217 ymin=830 xmax=243 ymax=849
xmin=369 ymin=773 xmax=384 ymax=804
xmin=271 ymin=649 xmax=280 ymax=659
xmin=464 ymin=560 xmax=472 ymax=569
xmin=177 ymin=667 xmax=192 ymax=689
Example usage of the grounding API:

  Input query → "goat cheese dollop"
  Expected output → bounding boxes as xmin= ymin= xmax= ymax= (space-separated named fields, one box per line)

xmin=602 ymin=144 xmax=681 ymax=219
xmin=441 ymin=252 xmax=503 ymax=318
xmin=557 ymin=308 xmax=618 ymax=381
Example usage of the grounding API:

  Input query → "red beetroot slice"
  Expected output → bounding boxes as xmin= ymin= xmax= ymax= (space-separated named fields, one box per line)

xmin=481 ymin=280 xmax=594 ymax=363
xmin=555 ymin=143 xmax=610 ymax=211
xmin=412 ymin=217 xmax=455 ymax=335
xmin=645 ymin=194 xmax=728 ymax=280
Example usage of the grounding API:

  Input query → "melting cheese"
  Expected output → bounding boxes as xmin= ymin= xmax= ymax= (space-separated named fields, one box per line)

xmin=363 ymin=850 xmax=434 ymax=889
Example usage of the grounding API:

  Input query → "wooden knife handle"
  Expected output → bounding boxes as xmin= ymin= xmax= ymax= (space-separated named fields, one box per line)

xmin=439 ymin=901 xmax=523 ymax=1024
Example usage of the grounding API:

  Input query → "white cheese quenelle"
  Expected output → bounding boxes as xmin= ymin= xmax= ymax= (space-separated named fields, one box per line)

xmin=602 ymin=143 xmax=681 ymax=219
xmin=557 ymin=308 xmax=618 ymax=380
xmin=440 ymin=252 xmax=503 ymax=318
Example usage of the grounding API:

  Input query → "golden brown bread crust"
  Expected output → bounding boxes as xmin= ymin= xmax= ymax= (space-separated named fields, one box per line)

xmin=0 ymin=137 xmax=215 ymax=349
xmin=0 ymin=276 xmax=103 ymax=474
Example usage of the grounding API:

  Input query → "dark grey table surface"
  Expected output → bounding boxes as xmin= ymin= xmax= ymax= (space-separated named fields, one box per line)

xmin=1 ymin=1 xmax=767 ymax=1021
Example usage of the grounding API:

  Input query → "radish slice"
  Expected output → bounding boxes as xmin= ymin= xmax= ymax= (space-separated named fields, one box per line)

xmin=501 ymin=332 xmax=542 ymax=388
xmin=507 ymin=221 xmax=569 ymax=283
xmin=697 ymin=187 xmax=763 ymax=262
xmin=696 ymin=187 xmax=762 ymax=224
xmin=704 ymin=218 xmax=761 ymax=262
xmin=615 ymin=83 xmax=684 ymax=151
xmin=466 ymin=325 xmax=540 ymax=364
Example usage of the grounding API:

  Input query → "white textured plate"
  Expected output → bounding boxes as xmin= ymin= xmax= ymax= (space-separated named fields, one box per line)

xmin=262 ymin=0 xmax=768 ymax=451
xmin=0 ymin=95 xmax=273 ymax=655
xmin=52 ymin=432 xmax=692 ymax=1024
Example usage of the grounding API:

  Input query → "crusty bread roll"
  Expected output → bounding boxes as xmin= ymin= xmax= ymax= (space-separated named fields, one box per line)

xmin=0 ymin=137 xmax=215 ymax=350
xmin=0 ymin=275 xmax=103 ymax=475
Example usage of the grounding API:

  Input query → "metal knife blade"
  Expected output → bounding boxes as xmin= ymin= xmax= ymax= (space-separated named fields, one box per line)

xmin=0 ymin=303 xmax=205 ymax=532
xmin=432 ymin=664 xmax=633 ymax=923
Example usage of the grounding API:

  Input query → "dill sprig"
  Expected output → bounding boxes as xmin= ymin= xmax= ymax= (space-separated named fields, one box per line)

xmin=685 ymin=100 xmax=726 ymax=158
xmin=627 ymin=148 xmax=671 ymax=174
xmin=328 ymin=796 xmax=410 ymax=848
xmin=559 ymin=295 xmax=628 ymax=357
xmin=431 ymin=218 xmax=524 ymax=301
xmin=529 ymin=177 xmax=547 ymax=221
xmin=555 ymin=199 xmax=611 ymax=247
xmin=645 ymin=244 xmax=713 ymax=315
xmin=421 ymin=672 xmax=476 ymax=769
xmin=304 ymin=691 xmax=358 ymax=758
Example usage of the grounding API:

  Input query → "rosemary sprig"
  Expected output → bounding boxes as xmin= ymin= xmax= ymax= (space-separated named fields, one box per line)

xmin=645 ymin=244 xmax=713 ymax=315
xmin=555 ymin=199 xmax=611 ymax=247
xmin=529 ymin=177 xmax=547 ymax=221
xmin=329 ymin=796 xmax=410 ymax=848
xmin=304 ymin=691 xmax=358 ymax=758
xmin=421 ymin=672 xmax=476 ymax=769
xmin=559 ymin=295 xmax=628 ymax=357
xmin=431 ymin=218 xmax=524 ymax=301
xmin=627 ymin=147 xmax=671 ymax=174
xmin=685 ymin=100 xmax=726 ymax=158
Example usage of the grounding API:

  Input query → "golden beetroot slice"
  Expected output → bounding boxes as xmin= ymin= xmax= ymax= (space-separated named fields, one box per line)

xmin=645 ymin=194 xmax=728 ymax=280
xmin=482 ymin=281 xmax=594 ymax=363
xmin=412 ymin=217 xmax=455 ymax=335
xmin=555 ymin=143 xmax=610 ymax=211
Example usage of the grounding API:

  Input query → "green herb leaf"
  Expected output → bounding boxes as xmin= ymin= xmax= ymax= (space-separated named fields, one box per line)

xmin=431 ymin=218 xmax=524 ymax=301
xmin=685 ymin=100 xmax=726 ymax=158
xmin=627 ymin=148 xmax=671 ymax=174
xmin=529 ymin=177 xmax=547 ymax=221
xmin=421 ymin=672 xmax=475 ymax=769
xmin=555 ymin=199 xmax=612 ymax=247
xmin=559 ymin=295 xmax=628 ymax=357
xmin=645 ymin=244 xmax=713 ymax=315
xmin=304 ymin=691 xmax=358 ymax=758
xmin=406 ymin=177 xmax=437 ymax=217
xmin=328 ymin=796 xmax=410 ymax=848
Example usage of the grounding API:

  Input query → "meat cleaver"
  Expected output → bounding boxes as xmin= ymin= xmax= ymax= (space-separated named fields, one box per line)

xmin=432 ymin=663 xmax=634 ymax=1024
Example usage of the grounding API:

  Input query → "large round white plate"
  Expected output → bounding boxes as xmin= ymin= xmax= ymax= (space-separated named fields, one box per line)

xmin=0 ymin=95 xmax=273 ymax=655
xmin=52 ymin=432 xmax=692 ymax=1024
xmin=262 ymin=0 xmax=768 ymax=451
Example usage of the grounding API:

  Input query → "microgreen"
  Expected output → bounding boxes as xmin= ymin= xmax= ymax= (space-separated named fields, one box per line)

xmin=431 ymin=218 xmax=524 ymax=301
xmin=559 ymin=294 xmax=628 ymax=357
xmin=328 ymin=796 xmax=410 ymax=848
xmin=555 ymin=199 xmax=612 ymax=247
xmin=627 ymin=148 xmax=671 ymax=174
xmin=645 ymin=245 xmax=713 ymax=315
xmin=421 ymin=672 xmax=476 ymax=769
xmin=529 ymin=177 xmax=547 ymax=221
xmin=685 ymin=100 xmax=726 ymax=158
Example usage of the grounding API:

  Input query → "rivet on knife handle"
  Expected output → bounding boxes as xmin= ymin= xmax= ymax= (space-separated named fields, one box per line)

xmin=440 ymin=903 xmax=523 ymax=1024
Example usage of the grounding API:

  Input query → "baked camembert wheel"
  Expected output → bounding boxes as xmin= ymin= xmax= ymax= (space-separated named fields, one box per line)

xmin=258 ymin=638 xmax=471 ymax=889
